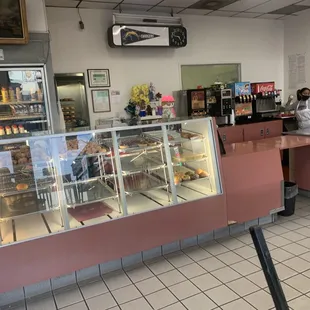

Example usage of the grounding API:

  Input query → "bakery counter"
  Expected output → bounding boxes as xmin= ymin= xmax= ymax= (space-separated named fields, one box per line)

xmin=0 ymin=117 xmax=229 ymax=296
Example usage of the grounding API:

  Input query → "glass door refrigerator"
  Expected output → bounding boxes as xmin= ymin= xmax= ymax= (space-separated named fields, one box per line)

xmin=0 ymin=66 xmax=53 ymax=138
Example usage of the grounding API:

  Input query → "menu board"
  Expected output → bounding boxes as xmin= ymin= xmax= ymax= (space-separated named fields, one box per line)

xmin=191 ymin=90 xmax=205 ymax=110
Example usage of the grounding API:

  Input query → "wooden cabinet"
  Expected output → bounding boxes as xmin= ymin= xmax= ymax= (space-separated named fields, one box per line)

xmin=264 ymin=120 xmax=283 ymax=138
xmin=243 ymin=123 xmax=265 ymax=141
xmin=218 ymin=120 xmax=283 ymax=145
xmin=243 ymin=120 xmax=283 ymax=142
xmin=218 ymin=126 xmax=244 ymax=144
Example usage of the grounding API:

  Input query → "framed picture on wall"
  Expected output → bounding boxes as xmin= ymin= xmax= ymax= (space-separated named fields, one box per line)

xmin=88 ymin=69 xmax=111 ymax=88
xmin=0 ymin=0 xmax=29 ymax=45
xmin=91 ymin=89 xmax=111 ymax=113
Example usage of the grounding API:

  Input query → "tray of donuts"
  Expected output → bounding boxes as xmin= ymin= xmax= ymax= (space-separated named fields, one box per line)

xmin=11 ymin=145 xmax=32 ymax=166
xmin=66 ymin=139 xmax=109 ymax=156
xmin=173 ymin=166 xmax=209 ymax=185
xmin=118 ymin=136 xmax=160 ymax=151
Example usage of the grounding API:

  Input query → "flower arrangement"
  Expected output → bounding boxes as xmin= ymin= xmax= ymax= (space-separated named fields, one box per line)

xmin=131 ymin=84 xmax=150 ymax=108
xmin=125 ymin=83 xmax=162 ymax=120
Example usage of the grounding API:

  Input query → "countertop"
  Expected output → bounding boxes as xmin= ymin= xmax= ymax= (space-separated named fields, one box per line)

xmin=224 ymin=135 xmax=310 ymax=157
xmin=284 ymin=128 xmax=310 ymax=136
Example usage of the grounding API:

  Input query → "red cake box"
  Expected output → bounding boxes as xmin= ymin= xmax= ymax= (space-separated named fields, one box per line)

xmin=251 ymin=82 xmax=275 ymax=94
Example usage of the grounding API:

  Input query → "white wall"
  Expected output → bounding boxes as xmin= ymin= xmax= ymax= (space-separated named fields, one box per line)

xmin=284 ymin=16 xmax=309 ymax=100
xmin=46 ymin=7 xmax=284 ymax=126
xmin=25 ymin=0 xmax=48 ymax=32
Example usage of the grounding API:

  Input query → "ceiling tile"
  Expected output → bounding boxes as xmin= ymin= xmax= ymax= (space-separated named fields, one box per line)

xmin=79 ymin=1 xmax=117 ymax=9
xmin=80 ymin=0 xmax=120 ymax=2
xmin=148 ymin=6 xmax=183 ymax=13
xmin=208 ymin=10 xmax=237 ymax=16
xmin=45 ymin=0 xmax=79 ymax=7
xmin=115 ymin=4 xmax=153 ymax=11
xmin=159 ymin=0 xmax=200 ymax=8
xmin=247 ymin=0 xmax=302 ymax=13
xmin=220 ymin=0 xmax=270 ymax=12
xmin=190 ymin=0 xmax=239 ymax=10
xmin=179 ymin=8 xmax=213 ymax=14
xmin=298 ymin=0 xmax=310 ymax=5
xmin=293 ymin=7 xmax=310 ymax=14
xmin=122 ymin=0 xmax=161 ymax=4
xmin=256 ymin=13 xmax=285 ymax=18
xmin=234 ymin=11 xmax=261 ymax=17
xmin=269 ymin=4 xmax=310 ymax=14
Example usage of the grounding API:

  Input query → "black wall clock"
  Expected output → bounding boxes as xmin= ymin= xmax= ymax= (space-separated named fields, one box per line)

xmin=169 ymin=26 xmax=187 ymax=47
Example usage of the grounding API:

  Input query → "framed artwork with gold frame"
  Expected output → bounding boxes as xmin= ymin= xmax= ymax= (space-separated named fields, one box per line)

xmin=0 ymin=0 xmax=29 ymax=45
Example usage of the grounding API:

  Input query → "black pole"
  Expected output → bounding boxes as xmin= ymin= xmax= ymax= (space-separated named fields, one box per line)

xmin=250 ymin=226 xmax=289 ymax=310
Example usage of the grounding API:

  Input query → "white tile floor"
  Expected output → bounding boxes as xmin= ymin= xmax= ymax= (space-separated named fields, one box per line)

xmin=6 ymin=195 xmax=310 ymax=310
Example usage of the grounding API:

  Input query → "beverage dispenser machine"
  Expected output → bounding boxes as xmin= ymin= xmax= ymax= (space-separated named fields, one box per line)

xmin=251 ymin=82 xmax=281 ymax=119
xmin=227 ymin=82 xmax=254 ymax=124
xmin=207 ymin=88 xmax=233 ymax=126
xmin=173 ymin=89 xmax=207 ymax=117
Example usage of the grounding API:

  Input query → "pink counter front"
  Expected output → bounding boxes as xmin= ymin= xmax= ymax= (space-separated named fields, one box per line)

xmin=2 ymin=133 xmax=310 ymax=299
xmin=223 ymin=135 xmax=310 ymax=222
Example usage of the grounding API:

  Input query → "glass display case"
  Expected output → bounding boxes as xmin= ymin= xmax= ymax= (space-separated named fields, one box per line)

xmin=0 ymin=117 xmax=222 ymax=246
xmin=0 ymin=67 xmax=53 ymax=137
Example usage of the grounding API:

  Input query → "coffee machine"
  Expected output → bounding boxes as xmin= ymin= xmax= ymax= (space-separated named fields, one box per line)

xmin=207 ymin=88 xmax=233 ymax=126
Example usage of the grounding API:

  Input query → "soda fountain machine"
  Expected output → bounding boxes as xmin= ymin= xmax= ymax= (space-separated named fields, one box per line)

xmin=251 ymin=82 xmax=282 ymax=120
xmin=234 ymin=94 xmax=255 ymax=124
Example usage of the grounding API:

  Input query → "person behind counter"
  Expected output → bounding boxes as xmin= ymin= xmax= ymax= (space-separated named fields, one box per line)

xmin=285 ymin=87 xmax=310 ymax=129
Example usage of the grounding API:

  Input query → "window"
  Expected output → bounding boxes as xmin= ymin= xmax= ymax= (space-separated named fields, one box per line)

xmin=181 ymin=64 xmax=241 ymax=90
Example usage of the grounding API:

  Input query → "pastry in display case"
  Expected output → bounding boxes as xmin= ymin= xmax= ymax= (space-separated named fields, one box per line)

xmin=146 ymin=120 xmax=220 ymax=203
xmin=0 ymin=68 xmax=53 ymax=137
xmin=0 ymin=117 xmax=222 ymax=247
xmin=0 ymin=137 xmax=59 ymax=245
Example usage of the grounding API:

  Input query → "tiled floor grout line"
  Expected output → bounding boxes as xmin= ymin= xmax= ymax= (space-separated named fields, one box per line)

xmin=141 ymin=259 xmax=194 ymax=310
xmin=122 ymin=266 xmax=156 ymax=310
xmin=76 ymin=280 xmax=90 ymax=310
xmin=100 ymin=272 xmax=133 ymax=310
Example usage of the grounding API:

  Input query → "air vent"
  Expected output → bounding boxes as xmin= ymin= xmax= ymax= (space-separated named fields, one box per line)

xmin=113 ymin=13 xmax=183 ymax=26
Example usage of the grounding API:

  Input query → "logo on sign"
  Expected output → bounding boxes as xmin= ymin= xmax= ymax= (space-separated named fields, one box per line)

xmin=121 ymin=28 xmax=160 ymax=45
xmin=259 ymin=85 xmax=274 ymax=92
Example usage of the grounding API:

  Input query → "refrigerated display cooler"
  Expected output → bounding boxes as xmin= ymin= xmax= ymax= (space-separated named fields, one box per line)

xmin=0 ymin=67 xmax=54 ymax=138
